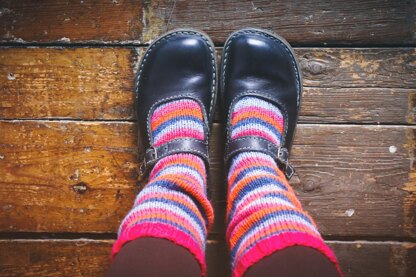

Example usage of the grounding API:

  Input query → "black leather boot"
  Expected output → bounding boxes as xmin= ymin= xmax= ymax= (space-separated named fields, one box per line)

xmin=136 ymin=29 xmax=217 ymax=177
xmin=220 ymin=28 xmax=302 ymax=179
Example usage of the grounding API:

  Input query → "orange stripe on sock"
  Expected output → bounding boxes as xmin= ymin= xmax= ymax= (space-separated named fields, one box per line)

xmin=136 ymin=191 xmax=207 ymax=233
xmin=155 ymin=156 xmax=206 ymax=176
xmin=151 ymin=107 xmax=203 ymax=130
xmin=229 ymin=206 xmax=318 ymax=248
xmin=228 ymin=159 xmax=280 ymax=185
xmin=161 ymin=174 xmax=214 ymax=229
xmin=232 ymin=110 xmax=283 ymax=133
xmin=234 ymin=221 xmax=322 ymax=259
xmin=227 ymin=173 xmax=286 ymax=216
xmin=125 ymin=210 xmax=203 ymax=245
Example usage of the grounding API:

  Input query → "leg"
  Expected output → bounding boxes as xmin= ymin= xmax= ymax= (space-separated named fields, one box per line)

xmin=226 ymin=98 xmax=341 ymax=277
xmin=108 ymin=30 xmax=217 ymax=277
xmin=220 ymin=29 xmax=342 ymax=277
xmin=245 ymin=246 xmax=340 ymax=277
xmin=108 ymin=238 xmax=201 ymax=277
xmin=109 ymin=116 xmax=212 ymax=276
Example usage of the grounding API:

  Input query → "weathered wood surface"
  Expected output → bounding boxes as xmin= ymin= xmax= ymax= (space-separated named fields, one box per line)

xmin=0 ymin=121 xmax=138 ymax=233
xmin=0 ymin=121 xmax=414 ymax=238
xmin=1 ymin=1 xmax=415 ymax=45
xmin=144 ymin=0 xmax=416 ymax=45
xmin=0 ymin=0 xmax=143 ymax=43
xmin=0 ymin=240 xmax=113 ymax=277
xmin=331 ymin=241 xmax=416 ymax=277
xmin=0 ymin=239 xmax=415 ymax=277
xmin=297 ymin=48 xmax=416 ymax=124
xmin=209 ymin=124 xmax=416 ymax=238
xmin=0 ymin=48 xmax=137 ymax=120
xmin=1 ymin=48 xmax=414 ymax=124
xmin=1 ymin=1 xmax=415 ymax=276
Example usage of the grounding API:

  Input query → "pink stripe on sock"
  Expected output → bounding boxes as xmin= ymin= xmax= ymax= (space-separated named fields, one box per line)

xmin=120 ymin=207 xmax=205 ymax=246
xmin=233 ymin=222 xmax=322 ymax=260
xmin=231 ymin=129 xmax=278 ymax=145
xmin=151 ymin=100 xmax=201 ymax=125
xmin=155 ymin=129 xmax=204 ymax=146
xmin=227 ymin=203 xmax=318 ymax=241
xmin=232 ymin=106 xmax=283 ymax=125
xmin=149 ymin=154 xmax=206 ymax=179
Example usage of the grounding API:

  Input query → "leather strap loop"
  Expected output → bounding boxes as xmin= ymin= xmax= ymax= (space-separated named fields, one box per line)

xmin=225 ymin=137 xmax=279 ymax=161
xmin=225 ymin=137 xmax=295 ymax=179
xmin=140 ymin=139 xmax=209 ymax=176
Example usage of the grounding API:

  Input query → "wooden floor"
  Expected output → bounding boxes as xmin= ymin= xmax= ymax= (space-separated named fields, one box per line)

xmin=0 ymin=1 xmax=415 ymax=276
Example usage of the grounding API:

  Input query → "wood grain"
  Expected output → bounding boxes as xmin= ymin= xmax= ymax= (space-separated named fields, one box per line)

xmin=1 ymin=48 xmax=414 ymax=124
xmin=1 ymin=1 xmax=414 ymax=45
xmin=0 ymin=0 xmax=143 ymax=43
xmin=297 ymin=125 xmax=416 ymax=238
xmin=1 ymin=1 xmax=415 ymax=275
xmin=0 ymin=122 xmax=414 ymax=238
xmin=0 ymin=48 xmax=137 ymax=120
xmin=0 ymin=120 xmax=138 ymax=233
xmin=209 ymin=124 xmax=416 ymax=238
xmin=298 ymin=48 xmax=416 ymax=124
xmin=0 ymin=240 xmax=113 ymax=277
xmin=0 ymin=239 xmax=415 ymax=277
xmin=144 ymin=0 xmax=416 ymax=45
xmin=330 ymin=241 xmax=416 ymax=277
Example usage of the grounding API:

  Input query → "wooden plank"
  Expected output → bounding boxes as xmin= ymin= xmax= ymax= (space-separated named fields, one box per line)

xmin=293 ymin=125 xmax=415 ymax=238
xmin=0 ymin=0 xmax=143 ymax=43
xmin=143 ymin=0 xmax=416 ymax=45
xmin=329 ymin=241 xmax=416 ymax=277
xmin=209 ymin=124 xmax=416 ymax=238
xmin=1 ymin=1 xmax=415 ymax=46
xmin=297 ymin=48 xmax=416 ymax=124
xmin=0 ymin=239 xmax=113 ymax=277
xmin=0 ymin=120 xmax=138 ymax=233
xmin=1 ymin=48 xmax=415 ymax=124
xmin=0 ymin=240 xmax=415 ymax=277
xmin=0 ymin=121 xmax=415 ymax=237
xmin=0 ymin=48 xmax=137 ymax=120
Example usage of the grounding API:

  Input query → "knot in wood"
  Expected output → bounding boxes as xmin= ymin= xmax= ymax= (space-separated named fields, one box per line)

xmin=72 ymin=182 xmax=88 ymax=194
xmin=302 ymin=59 xmax=328 ymax=75
xmin=303 ymin=179 xmax=319 ymax=192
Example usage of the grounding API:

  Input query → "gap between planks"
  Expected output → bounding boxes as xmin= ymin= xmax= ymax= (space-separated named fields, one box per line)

xmin=0 ymin=238 xmax=413 ymax=245
xmin=0 ymin=232 xmax=415 ymax=243
xmin=1 ymin=43 xmax=416 ymax=48
xmin=0 ymin=119 xmax=415 ymax=128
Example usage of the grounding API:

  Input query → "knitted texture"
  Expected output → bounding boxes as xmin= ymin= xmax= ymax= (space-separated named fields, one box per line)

xmin=230 ymin=97 xmax=284 ymax=146
xmin=112 ymin=99 xmax=213 ymax=275
xmin=227 ymin=97 xmax=341 ymax=277
xmin=152 ymin=99 xmax=205 ymax=147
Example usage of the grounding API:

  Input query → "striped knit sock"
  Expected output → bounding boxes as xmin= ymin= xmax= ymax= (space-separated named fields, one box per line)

xmin=226 ymin=97 xmax=341 ymax=277
xmin=112 ymin=99 xmax=214 ymax=274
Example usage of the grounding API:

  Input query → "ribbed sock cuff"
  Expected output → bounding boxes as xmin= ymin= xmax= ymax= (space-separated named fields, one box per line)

xmin=233 ymin=232 xmax=342 ymax=277
xmin=112 ymin=222 xmax=206 ymax=276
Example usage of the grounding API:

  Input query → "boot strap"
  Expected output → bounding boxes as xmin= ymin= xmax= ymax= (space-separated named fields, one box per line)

xmin=225 ymin=137 xmax=295 ymax=179
xmin=140 ymin=139 xmax=209 ymax=177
